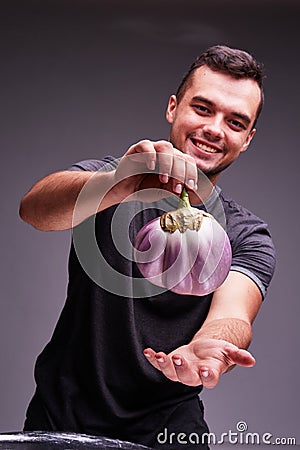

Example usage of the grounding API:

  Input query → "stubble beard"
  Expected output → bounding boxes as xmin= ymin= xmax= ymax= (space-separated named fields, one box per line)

xmin=169 ymin=134 xmax=230 ymax=182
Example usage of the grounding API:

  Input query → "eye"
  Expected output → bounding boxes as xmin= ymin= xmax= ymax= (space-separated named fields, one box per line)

xmin=193 ymin=104 xmax=211 ymax=114
xmin=228 ymin=119 xmax=246 ymax=130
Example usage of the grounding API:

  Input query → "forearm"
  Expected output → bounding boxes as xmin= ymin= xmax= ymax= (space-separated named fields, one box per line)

xmin=19 ymin=170 xmax=119 ymax=231
xmin=193 ymin=317 xmax=252 ymax=350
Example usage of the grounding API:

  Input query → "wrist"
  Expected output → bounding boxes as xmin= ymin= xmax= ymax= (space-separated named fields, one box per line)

xmin=193 ymin=318 xmax=252 ymax=349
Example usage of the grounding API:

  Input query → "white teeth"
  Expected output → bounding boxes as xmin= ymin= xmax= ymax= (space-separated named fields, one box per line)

xmin=194 ymin=142 xmax=218 ymax=153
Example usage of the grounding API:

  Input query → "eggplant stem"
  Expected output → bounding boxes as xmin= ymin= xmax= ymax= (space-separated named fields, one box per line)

xmin=178 ymin=187 xmax=191 ymax=209
xmin=160 ymin=187 xmax=206 ymax=233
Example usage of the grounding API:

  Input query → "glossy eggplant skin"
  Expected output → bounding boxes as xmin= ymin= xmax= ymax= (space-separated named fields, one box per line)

xmin=134 ymin=215 xmax=232 ymax=296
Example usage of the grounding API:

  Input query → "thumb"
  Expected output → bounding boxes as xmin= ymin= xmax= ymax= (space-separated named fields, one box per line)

xmin=225 ymin=346 xmax=256 ymax=367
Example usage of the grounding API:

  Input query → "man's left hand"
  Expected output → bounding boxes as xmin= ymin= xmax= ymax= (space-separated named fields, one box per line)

xmin=144 ymin=338 xmax=255 ymax=388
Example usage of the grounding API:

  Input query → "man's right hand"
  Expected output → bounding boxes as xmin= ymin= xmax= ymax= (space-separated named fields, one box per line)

xmin=113 ymin=139 xmax=199 ymax=203
xmin=19 ymin=139 xmax=201 ymax=231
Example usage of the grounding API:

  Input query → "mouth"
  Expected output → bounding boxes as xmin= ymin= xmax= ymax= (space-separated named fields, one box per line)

xmin=190 ymin=138 xmax=221 ymax=154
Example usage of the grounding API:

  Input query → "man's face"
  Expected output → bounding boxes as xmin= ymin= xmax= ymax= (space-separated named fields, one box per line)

xmin=166 ymin=65 xmax=261 ymax=184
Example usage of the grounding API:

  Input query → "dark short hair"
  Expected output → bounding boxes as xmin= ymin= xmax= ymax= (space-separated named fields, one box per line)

xmin=176 ymin=45 xmax=265 ymax=129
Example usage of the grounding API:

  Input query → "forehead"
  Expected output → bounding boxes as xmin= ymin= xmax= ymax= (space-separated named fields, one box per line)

xmin=184 ymin=66 xmax=261 ymax=120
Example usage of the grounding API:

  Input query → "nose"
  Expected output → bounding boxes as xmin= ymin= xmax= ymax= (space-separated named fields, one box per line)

xmin=202 ymin=116 xmax=225 ymax=141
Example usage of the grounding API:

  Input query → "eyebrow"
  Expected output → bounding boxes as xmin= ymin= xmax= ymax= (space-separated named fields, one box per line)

xmin=191 ymin=96 xmax=252 ymax=125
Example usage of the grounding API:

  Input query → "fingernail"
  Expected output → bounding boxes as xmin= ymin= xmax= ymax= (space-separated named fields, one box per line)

xmin=155 ymin=356 xmax=165 ymax=363
xmin=201 ymin=370 xmax=209 ymax=378
xmin=148 ymin=160 xmax=155 ymax=171
xmin=160 ymin=173 xmax=169 ymax=183
xmin=188 ymin=179 xmax=195 ymax=189
xmin=144 ymin=352 xmax=151 ymax=358
xmin=172 ymin=357 xmax=182 ymax=366
xmin=175 ymin=183 xmax=182 ymax=194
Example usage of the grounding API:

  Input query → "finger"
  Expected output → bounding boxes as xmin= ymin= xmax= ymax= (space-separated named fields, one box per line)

xmin=225 ymin=346 xmax=256 ymax=367
xmin=153 ymin=352 xmax=179 ymax=382
xmin=170 ymin=154 xmax=185 ymax=194
xmin=143 ymin=348 xmax=162 ymax=371
xmin=154 ymin=141 xmax=174 ymax=184
xmin=199 ymin=366 xmax=220 ymax=389
xmin=127 ymin=140 xmax=157 ymax=171
xmin=171 ymin=355 xmax=203 ymax=386
xmin=183 ymin=154 xmax=198 ymax=191
xmin=144 ymin=349 xmax=179 ymax=381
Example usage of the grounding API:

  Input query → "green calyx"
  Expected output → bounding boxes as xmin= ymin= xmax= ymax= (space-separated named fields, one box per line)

xmin=160 ymin=187 xmax=205 ymax=233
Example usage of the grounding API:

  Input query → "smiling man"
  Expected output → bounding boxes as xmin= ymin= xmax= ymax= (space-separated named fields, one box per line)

xmin=20 ymin=46 xmax=276 ymax=449
xmin=167 ymin=65 xmax=260 ymax=180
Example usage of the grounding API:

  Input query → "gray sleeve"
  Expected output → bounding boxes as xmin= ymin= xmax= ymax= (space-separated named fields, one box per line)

xmin=67 ymin=156 xmax=120 ymax=172
xmin=231 ymin=225 xmax=276 ymax=298
xmin=229 ymin=210 xmax=276 ymax=299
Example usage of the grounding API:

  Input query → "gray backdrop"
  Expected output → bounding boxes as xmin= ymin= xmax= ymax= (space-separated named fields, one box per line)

xmin=1 ymin=0 xmax=299 ymax=444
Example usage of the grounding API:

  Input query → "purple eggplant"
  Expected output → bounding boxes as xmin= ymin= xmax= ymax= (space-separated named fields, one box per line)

xmin=134 ymin=188 xmax=232 ymax=296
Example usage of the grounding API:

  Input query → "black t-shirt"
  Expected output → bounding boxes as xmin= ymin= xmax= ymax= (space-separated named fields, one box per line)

xmin=30 ymin=157 xmax=276 ymax=436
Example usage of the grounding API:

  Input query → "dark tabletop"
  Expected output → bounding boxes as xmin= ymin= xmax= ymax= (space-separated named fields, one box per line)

xmin=0 ymin=432 xmax=152 ymax=450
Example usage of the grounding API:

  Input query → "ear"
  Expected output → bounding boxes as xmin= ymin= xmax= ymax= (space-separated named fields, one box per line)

xmin=241 ymin=128 xmax=256 ymax=153
xmin=166 ymin=95 xmax=178 ymax=124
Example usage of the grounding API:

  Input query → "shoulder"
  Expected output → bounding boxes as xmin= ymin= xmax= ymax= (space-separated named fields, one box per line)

xmin=218 ymin=189 xmax=271 ymax=239
xmin=217 ymin=188 xmax=276 ymax=298
xmin=66 ymin=156 xmax=120 ymax=172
